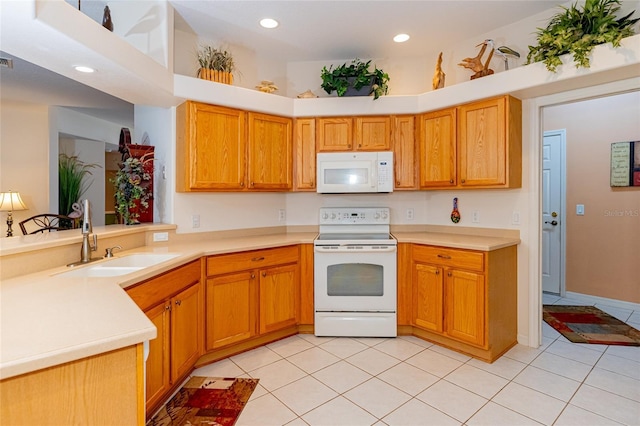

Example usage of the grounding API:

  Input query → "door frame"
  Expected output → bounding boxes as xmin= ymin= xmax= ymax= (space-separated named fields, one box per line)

xmin=528 ymin=78 xmax=639 ymax=347
xmin=542 ymin=129 xmax=567 ymax=296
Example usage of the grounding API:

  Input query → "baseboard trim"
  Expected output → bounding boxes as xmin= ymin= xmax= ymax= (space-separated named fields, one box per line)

xmin=564 ymin=291 xmax=640 ymax=312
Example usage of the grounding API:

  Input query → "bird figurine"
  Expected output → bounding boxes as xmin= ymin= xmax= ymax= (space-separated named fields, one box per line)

xmin=458 ymin=39 xmax=494 ymax=80
xmin=432 ymin=52 xmax=445 ymax=90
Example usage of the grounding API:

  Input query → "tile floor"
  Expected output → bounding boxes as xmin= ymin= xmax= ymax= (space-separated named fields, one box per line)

xmin=191 ymin=294 xmax=640 ymax=425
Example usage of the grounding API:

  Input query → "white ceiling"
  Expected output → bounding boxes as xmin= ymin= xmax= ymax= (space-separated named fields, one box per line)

xmin=1 ymin=0 xmax=570 ymax=126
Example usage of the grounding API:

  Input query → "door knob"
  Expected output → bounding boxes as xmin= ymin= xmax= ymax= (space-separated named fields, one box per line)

xmin=544 ymin=220 xmax=558 ymax=226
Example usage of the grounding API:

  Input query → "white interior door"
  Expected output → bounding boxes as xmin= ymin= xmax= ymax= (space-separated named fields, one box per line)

xmin=542 ymin=130 xmax=565 ymax=294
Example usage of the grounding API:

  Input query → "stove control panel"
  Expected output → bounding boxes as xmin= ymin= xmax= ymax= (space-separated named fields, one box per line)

xmin=319 ymin=207 xmax=390 ymax=225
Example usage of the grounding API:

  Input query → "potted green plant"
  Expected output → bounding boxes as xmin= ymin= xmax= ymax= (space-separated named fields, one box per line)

xmin=58 ymin=153 xmax=99 ymax=217
xmin=320 ymin=58 xmax=389 ymax=100
xmin=526 ymin=0 xmax=638 ymax=72
xmin=113 ymin=156 xmax=153 ymax=225
xmin=196 ymin=45 xmax=236 ymax=84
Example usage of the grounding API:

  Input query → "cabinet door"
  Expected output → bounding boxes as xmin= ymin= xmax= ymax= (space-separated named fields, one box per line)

xmin=171 ymin=282 xmax=202 ymax=382
xmin=247 ymin=112 xmax=293 ymax=190
xmin=177 ymin=102 xmax=246 ymax=191
xmin=354 ymin=116 xmax=391 ymax=151
xmin=412 ymin=263 xmax=444 ymax=333
xmin=144 ymin=302 xmax=170 ymax=414
xmin=317 ymin=117 xmax=353 ymax=151
xmin=419 ymin=108 xmax=457 ymax=188
xmin=294 ymin=118 xmax=316 ymax=191
xmin=206 ymin=271 xmax=257 ymax=350
xmin=445 ymin=269 xmax=485 ymax=346
xmin=259 ymin=263 xmax=299 ymax=334
xmin=299 ymin=244 xmax=315 ymax=325
xmin=458 ymin=97 xmax=506 ymax=187
xmin=392 ymin=116 xmax=417 ymax=190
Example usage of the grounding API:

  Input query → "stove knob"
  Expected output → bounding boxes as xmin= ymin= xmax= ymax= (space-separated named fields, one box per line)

xmin=321 ymin=212 xmax=328 ymax=220
xmin=382 ymin=211 xmax=389 ymax=219
xmin=374 ymin=212 xmax=380 ymax=219
xmin=331 ymin=213 xmax=336 ymax=220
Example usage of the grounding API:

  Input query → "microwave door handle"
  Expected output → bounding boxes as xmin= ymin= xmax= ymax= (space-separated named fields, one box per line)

xmin=370 ymin=165 xmax=377 ymax=189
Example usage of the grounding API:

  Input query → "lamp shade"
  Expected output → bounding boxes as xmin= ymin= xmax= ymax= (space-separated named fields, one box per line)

xmin=0 ymin=191 xmax=28 ymax=212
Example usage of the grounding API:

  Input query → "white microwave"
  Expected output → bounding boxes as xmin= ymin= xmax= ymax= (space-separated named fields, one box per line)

xmin=316 ymin=151 xmax=394 ymax=193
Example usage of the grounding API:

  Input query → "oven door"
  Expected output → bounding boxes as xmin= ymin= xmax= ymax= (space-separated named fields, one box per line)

xmin=314 ymin=244 xmax=397 ymax=312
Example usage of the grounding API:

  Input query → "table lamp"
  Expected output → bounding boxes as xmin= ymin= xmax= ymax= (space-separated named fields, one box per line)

xmin=0 ymin=191 xmax=28 ymax=237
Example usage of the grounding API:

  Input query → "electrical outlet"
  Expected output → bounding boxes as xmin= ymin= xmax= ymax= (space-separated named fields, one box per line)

xmin=278 ymin=209 xmax=286 ymax=222
xmin=192 ymin=214 xmax=200 ymax=228
xmin=472 ymin=210 xmax=480 ymax=223
xmin=153 ymin=232 xmax=169 ymax=242
xmin=406 ymin=208 xmax=414 ymax=220
xmin=512 ymin=211 xmax=521 ymax=225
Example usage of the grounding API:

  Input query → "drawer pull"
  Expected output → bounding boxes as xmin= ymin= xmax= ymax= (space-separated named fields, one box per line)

xmin=437 ymin=254 xmax=452 ymax=259
xmin=262 ymin=272 xmax=267 ymax=278
xmin=251 ymin=256 xmax=265 ymax=262
xmin=175 ymin=300 xmax=182 ymax=306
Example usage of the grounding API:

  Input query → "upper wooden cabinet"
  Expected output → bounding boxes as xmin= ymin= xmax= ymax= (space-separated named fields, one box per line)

xmin=176 ymin=101 xmax=292 ymax=192
xmin=293 ymin=118 xmax=316 ymax=191
xmin=418 ymin=95 xmax=522 ymax=189
xmin=392 ymin=115 xmax=418 ymax=190
xmin=317 ymin=116 xmax=391 ymax=152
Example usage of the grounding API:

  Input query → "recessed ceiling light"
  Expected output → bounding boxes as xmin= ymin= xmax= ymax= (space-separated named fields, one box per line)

xmin=260 ymin=18 xmax=279 ymax=29
xmin=74 ymin=66 xmax=95 ymax=73
xmin=393 ymin=33 xmax=410 ymax=43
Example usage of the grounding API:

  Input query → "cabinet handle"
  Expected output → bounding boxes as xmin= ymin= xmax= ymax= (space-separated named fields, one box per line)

xmin=262 ymin=272 xmax=266 ymax=277
xmin=435 ymin=270 xmax=440 ymax=275
xmin=437 ymin=254 xmax=451 ymax=259
xmin=240 ymin=182 xmax=244 ymax=187
xmin=251 ymin=274 xmax=255 ymax=279
xmin=250 ymin=182 xmax=254 ymax=187
xmin=175 ymin=300 xmax=182 ymax=306
xmin=358 ymin=144 xmax=362 ymax=147
xmin=461 ymin=179 xmax=466 ymax=183
xmin=165 ymin=304 xmax=171 ymax=311
xmin=251 ymin=256 xmax=265 ymax=262
xmin=348 ymin=144 xmax=352 ymax=148
xmin=449 ymin=179 xmax=454 ymax=184
xmin=448 ymin=272 xmax=452 ymax=277
xmin=396 ymin=181 xmax=401 ymax=185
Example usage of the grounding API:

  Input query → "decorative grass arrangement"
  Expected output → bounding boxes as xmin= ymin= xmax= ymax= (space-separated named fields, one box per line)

xmin=526 ymin=0 xmax=638 ymax=72
xmin=58 ymin=153 xmax=99 ymax=216
xmin=196 ymin=45 xmax=235 ymax=84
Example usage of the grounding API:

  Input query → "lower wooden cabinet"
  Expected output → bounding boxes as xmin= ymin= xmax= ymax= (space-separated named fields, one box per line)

xmin=126 ymin=260 xmax=203 ymax=416
xmin=205 ymin=246 xmax=300 ymax=351
xmin=409 ymin=244 xmax=517 ymax=362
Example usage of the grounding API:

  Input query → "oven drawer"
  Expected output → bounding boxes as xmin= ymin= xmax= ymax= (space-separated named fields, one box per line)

xmin=207 ymin=245 xmax=298 ymax=276
xmin=412 ymin=245 xmax=484 ymax=272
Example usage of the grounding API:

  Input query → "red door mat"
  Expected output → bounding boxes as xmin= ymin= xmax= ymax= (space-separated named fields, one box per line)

xmin=543 ymin=305 xmax=640 ymax=346
xmin=147 ymin=377 xmax=258 ymax=426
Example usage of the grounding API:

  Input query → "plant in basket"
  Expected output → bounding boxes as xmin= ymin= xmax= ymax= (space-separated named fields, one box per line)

xmin=320 ymin=58 xmax=389 ymax=100
xmin=196 ymin=45 xmax=236 ymax=84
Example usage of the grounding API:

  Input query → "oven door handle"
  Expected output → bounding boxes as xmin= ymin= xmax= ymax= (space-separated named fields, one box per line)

xmin=314 ymin=245 xmax=397 ymax=253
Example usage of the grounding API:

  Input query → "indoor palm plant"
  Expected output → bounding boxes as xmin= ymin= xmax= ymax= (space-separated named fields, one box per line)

xmin=320 ymin=58 xmax=389 ymax=100
xmin=196 ymin=45 xmax=235 ymax=84
xmin=526 ymin=0 xmax=638 ymax=72
xmin=113 ymin=156 xmax=153 ymax=225
xmin=58 ymin=153 xmax=99 ymax=217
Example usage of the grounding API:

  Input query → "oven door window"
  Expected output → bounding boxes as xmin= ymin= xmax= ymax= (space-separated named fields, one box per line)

xmin=327 ymin=263 xmax=383 ymax=296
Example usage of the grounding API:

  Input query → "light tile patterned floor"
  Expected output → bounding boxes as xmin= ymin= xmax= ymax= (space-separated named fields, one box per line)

xmin=191 ymin=295 xmax=640 ymax=425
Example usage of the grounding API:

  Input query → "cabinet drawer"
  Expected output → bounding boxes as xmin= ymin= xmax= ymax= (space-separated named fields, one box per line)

xmin=206 ymin=245 xmax=298 ymax=276
xmin=412 ymin=245 xmax=484 ymax=272
xmin=126 ymin=260 xmax=201 ymax=311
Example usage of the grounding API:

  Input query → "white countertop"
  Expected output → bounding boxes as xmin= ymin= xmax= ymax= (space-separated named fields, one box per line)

xmin=0 ymin=228 xmax=517 ymax=380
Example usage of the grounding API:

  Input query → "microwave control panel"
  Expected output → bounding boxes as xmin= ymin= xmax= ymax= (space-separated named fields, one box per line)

xmin=377 ymin=155 xmax=393 ymax=192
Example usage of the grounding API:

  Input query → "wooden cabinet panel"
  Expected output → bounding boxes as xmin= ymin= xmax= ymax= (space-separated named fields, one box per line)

xmin=176 ymin=101 xmax=246 ymax=191
xmin=299 ymin=244 xmax=314 ymax=325
xmin=247 ymin=112 xmax=292 ymax=190
xmin=396 ymin=243 xmax=412 ymax=326
xmin=412 ymin=263 xmax=444 ymax=333
xmin=317 ymin=117 xmax=353 ymax=151
xmin=419 ymin=108 xmax=457 ymax=188
xmin=294 ymin=118 xmax=316 ymax=191
xmin=206 ymin=271 xmax=257 ymax=350
xmin=206 ymin=246 xmax=299 ymax=276
xmin=412 ymin=245 xmax=484 ymax=272
xmin=171 ymin=283 xmax=202 ymax=381
xmin=392 ymin=116 xmax=418 ymax=190
xmin=259 ymin=263 xmax=299 ymax=334
xmin=127 ymin=261 xmax=201 ymax=311
xmin=445 ymin=269 xmax=485 ymax=346
xmin=143 ymin=302 xmax=170 ymax=414
xmin=354 ymin=116 xmax=391 ymax=151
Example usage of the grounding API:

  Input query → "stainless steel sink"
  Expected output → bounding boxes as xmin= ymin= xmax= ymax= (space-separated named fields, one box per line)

xmin=57 ymin=253 xmax=180 ymax=278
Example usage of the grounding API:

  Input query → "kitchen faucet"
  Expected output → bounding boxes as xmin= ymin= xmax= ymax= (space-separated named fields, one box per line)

xmin=68 ymin=199 xmax=102 ymax=266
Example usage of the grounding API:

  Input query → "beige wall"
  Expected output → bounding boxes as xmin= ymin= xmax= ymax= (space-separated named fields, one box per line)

xmin=544 ymin=91 xmax=640 ymax=303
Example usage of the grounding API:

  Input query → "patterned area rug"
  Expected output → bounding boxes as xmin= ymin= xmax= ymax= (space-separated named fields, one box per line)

xmin=543 ymin=305 xmax=640 ymax=346
xmin=147 ymin=377 xmax=259 ymax=426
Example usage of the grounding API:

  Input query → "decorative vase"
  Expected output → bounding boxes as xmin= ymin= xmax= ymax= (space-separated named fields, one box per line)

xmin=198 ymin=69 xmax=233 ymax=85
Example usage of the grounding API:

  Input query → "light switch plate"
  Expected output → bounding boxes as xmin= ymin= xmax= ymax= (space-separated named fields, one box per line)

xmin=576 ymin=204 xmax=585 ymax=215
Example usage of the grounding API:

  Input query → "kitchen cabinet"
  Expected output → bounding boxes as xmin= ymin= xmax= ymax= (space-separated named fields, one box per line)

xmin=205 ymin=246 xmax=300 ymax=350
xmin=299 ymin=244 xmax=315 ymax=329
xmin=126 ymin=260 xmax=203 ymax=415
xmin=294 ymin=118 xmax=316 ymax=191
xmin=176 ymin=101 xmax=293 ymax=192
xmin=392 ymin=115 xmax=418 ymax=190
xmin=410 ymin=244 xmax=517 ymax=362
xmin=418 ymin=95 xmax=522 ymax=189
xmin=317 ymin=116 xmax=391 ymax=152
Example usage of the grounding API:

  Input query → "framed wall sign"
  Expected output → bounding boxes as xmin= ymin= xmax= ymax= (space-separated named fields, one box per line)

xmin=610 ymin=141 xmax=639 ymax=187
